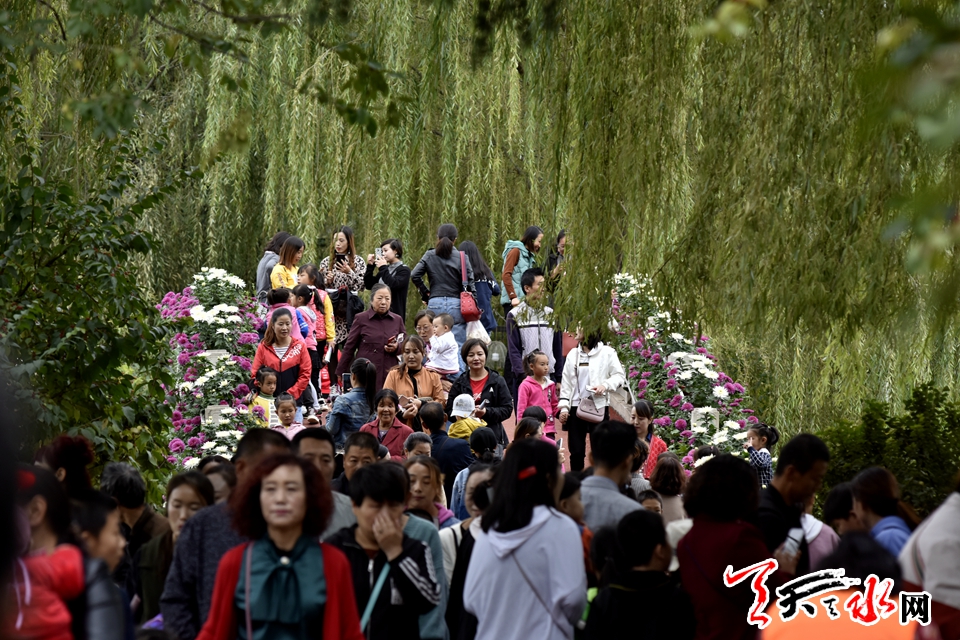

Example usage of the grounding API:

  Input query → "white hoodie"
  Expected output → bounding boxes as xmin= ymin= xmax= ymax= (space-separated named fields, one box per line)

xmin=464 ymin=506 xmax=587 ymax=640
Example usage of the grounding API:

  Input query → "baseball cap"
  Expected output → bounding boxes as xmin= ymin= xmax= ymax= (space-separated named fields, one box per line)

xmin=450 ymin=394 xmax=476 ymax=418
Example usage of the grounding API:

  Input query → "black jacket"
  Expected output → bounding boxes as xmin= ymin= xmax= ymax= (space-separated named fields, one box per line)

xmin=585 ymin=570 xmax=695 ymax=640
xmin=758 ymin=485 xmax=810 ymax=575
xmin=68 ymin=558 xmax=129 ymax=640
xmin=365 ymin=262 xmax=412 ymax=321
xmin=410 ymin=249 xmax=476 ymax=301
xmin=326 ymin=526 xmax=441 ymax=640
xmin=445 ymin=368 xmax=513 ymax=445
xmin=429 ymin=431 xmax=476 ymax=499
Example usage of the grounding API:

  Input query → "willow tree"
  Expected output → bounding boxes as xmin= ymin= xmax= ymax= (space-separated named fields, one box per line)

xmin=7 ymin=0 xmax=960 ymax=432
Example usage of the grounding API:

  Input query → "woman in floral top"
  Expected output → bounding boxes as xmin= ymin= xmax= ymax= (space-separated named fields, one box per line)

xmin=319 ymin=225 xmax=365 ymax=381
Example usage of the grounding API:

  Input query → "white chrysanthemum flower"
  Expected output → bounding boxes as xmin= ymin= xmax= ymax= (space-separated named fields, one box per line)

xmin=231 ymin=430 xmax=243 ymax=438
xmin=713 ymin=386 xmax=730 ymax=399
xmin=227 ymin=315 xmax=242 ymax=323
xmin=219 ymin=380 xmax=229 ymax=387
xmin=216 ymin=328 xmax=231 ymax=335
xmin=733 ymin=432 xmax=750 ymax=440
xmin=215 ymin=445 xmax=229 ymax=453
xmin=677 ymin=371 xmax=693 ymax=380
xmin=218 ymin=418 xmax=229 ymax=424
xmin=180 ymin=381 xmax=194 ymax=391
xmin=711 ymin=432 xmax=729 ymax=445
xmin=691 ymin=425 xmax=707 ymax=434
xmin=184 ymin=457 xmax=201 ymax=469
xmin=201 ymin=267 xmax=210 ymax=272
xmin=216 ymin=431 xmax=233 ymax=439
xmin=683 ymin=339 xmax=693 ymax=345
xmin=193 ymin=274 xmax=206 ymax=282
xmin=220 ymin=407 xmax=236 ymax=415
xmin=194 ymin=376 xmax=208 ymax=386
xmin=670 ymin=332 xmax=684 ymax=341
xmin=724 ymin=420 xmax=740 ymax=430
xmin=201 ymin=441 xmax=217 ymax=450
xmin=694 ymin=454 xmax=713 ymax=468
xmin=702 ymin=370 xmax=720 ymax=380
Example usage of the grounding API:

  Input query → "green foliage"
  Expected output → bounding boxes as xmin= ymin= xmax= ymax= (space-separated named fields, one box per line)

xmin=818 ymin=383 xmax=960 ymax=518
xmin=0 ymin=51 xmax=188 ymax=485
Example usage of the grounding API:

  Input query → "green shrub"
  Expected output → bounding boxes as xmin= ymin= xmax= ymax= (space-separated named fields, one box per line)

xmin=818 ymin=383 xmax=960 ymax=518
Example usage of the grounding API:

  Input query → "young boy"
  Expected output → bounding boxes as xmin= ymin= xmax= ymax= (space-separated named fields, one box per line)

xmin=506 ymin=268 xmax=562 ymax=403
xmin=584 ymin=510 xmax=695 ymax=640
xmin=327 ymin=463 xmax=441 ymax=640
xmin=425 ymin=313 xmax=459 ymax=381
xmin=637 ymin=489 xmax=663 ymax=515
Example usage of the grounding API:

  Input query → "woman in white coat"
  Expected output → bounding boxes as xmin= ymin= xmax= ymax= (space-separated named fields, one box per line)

xmin=464 ymin=439 xmax=586 ymax=640
xmin=557 ymin=332 xmax=627 ymax=472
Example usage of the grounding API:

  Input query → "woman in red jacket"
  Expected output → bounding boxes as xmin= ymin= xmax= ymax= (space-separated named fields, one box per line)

xmin=252 ymin=308 xmax=311 ymax=400
xmin=196 ymin=453 xmax=363 ymax=640
xmin=360 ymin=389 xmax=413 ymax=459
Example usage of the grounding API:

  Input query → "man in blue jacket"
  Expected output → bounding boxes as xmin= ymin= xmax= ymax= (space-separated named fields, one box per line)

xmin=420 ymin=401 xmax=475 ymax=500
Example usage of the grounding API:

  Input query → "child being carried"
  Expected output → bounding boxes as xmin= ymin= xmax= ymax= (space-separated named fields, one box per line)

xmin=425 ymin=313 xmax=460 ymax=384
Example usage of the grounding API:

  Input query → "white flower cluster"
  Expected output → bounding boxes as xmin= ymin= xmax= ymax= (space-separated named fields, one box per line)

xmin=194 ymin=267 xmax=245 ymax=288
xmin=189 ymin=304 xmax=243 ymax=325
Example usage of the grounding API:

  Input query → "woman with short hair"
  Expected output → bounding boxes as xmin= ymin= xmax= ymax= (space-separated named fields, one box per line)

xmin=197 ymin=454 xmax=363 ymax=640
xmin=445 ymin=339 xmax=513 ymax=449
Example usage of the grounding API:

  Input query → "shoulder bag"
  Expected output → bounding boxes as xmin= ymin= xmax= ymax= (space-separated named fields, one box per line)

xmin=459 ymin=252 xmax=482 ymax=323
xmin=575 ymin=350 xmax=604 ymax=423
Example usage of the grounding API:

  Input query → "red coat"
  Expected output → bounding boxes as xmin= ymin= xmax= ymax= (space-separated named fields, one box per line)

xmin=643 ymin=435 xmax=668 ymax=478
xmin=677 ymin=517 xmax=790 ymax=640
xmin=360 ymin=417 xmax=413 ymax=459
xmin=251 ymin=337 xmax=312 ymax=398
xmin=196 ymin=541 xmax=363 ymax=640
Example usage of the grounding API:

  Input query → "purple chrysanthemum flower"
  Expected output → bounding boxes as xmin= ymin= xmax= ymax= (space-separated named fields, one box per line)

xmin=681 ymin=402 xmax=694 ymax=412
xmin=169 ymin=439 xmax=185 ymax=453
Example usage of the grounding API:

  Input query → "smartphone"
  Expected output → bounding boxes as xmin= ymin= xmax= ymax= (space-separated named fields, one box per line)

xmin=557 ymin=438 xmax=563 ymax=450
xmin=398 ymin=395 xmax=411 ymax=408
xmin=375 ymin=247 xmax=383 ymax=259
xmin=395 ymin=332 xmax=404 ymax=344
xmin=335 ymin=253 xmax=347 ymax=266
xmin=782 ymin=527 xmax=804 ymax=556
xmin=341 ymin=373 xmax=352 ymax=389
xmin=477 ymin=399 xmax=488 ymax=410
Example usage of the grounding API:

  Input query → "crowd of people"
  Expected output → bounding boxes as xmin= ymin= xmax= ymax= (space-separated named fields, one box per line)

xmin=5 ymin=222 xmax=960 ymax=640
xmin=7 ymin=412 xmax=960 ymax=640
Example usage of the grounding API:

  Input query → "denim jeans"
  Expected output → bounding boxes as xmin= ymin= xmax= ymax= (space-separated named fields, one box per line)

xmin=429 ymin=296 xmax=466 ymax=372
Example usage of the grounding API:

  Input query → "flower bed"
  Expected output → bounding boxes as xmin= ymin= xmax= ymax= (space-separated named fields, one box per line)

xmin=157 ymin=268 xmax=265 ymax=468
xmin=612 ymin=273 xmax=758 ymax=469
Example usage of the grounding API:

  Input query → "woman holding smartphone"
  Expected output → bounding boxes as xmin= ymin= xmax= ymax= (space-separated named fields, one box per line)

xmin=319 ymin=226 xmax=366 ymax=383
xmin=336 ymin=284 xmax=405 ymax=392
xmin=383 ymin=335 xmax=445 ymax=431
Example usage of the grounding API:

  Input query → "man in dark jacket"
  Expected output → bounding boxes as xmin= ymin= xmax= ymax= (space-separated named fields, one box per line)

xmin=160 ymin=429 xmax=290 ymax=640
xmin=757 ymin=433 xmax=830 ymax=576
xmin=420 ymin=401 xmax=475 ymax=499
xmin=586 ymin=510 xmax=695 ymax=640
xmin=327 ymin=463 xmax=441 ymax=640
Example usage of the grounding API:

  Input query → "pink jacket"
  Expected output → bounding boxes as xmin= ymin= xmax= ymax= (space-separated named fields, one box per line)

xmin=517 ymin=376 xmax=559 ymax=433
xmin=297 ymin=305 xmax=319 ymax=350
